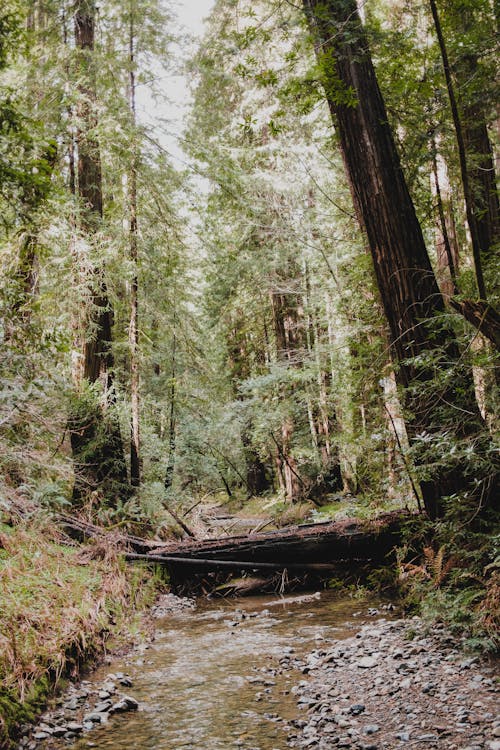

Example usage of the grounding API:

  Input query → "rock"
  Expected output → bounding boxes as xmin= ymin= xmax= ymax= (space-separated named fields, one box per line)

xmin=51 ymin=726 xmax=68 ymax=737
xmin=488 ymin=743 xmax=500 ymax=750
xmin=94 ymin=700 xmax=112 ymax=712
xmin=111 ymin=695 xmax=139 ymax=713
xmin=84 ymin=712 xmax=106 ymax=723
xmin=338 ymin=737 xmax=352 ymax=747
xmin=349 ymin=704 xmax=365 ymax=715
xmin=356 ymin=656 xmax=378 ymax=669
xmin=119 ymin=676 xmax=133 ymax=687
xmin=33 ymin=732 xmax=50 ymax=740
xmin=66 ymin=722 xmax=83 ymax=733
xmin=364 ymin=725 xmax=380 ymax=735
xmin=396 ymin=731 xmax=411 ymax=741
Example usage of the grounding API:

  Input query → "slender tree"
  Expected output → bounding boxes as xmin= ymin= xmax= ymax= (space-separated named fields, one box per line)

xmin=127 ymin=6 xmax=141 ymax=487
xmin=69 ymin=0 xmax=128 ymax=505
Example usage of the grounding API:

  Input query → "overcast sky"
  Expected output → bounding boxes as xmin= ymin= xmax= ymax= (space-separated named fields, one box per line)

xmin=136 ymin=0 xmax=216 ymax=164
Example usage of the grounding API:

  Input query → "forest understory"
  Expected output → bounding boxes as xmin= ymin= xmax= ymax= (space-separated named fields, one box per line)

xmin=0 ymin=0 xmax=499 ymax=746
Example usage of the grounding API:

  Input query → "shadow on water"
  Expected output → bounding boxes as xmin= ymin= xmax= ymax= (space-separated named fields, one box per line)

xmin=72 ymin=591 xmax=391 ymax=750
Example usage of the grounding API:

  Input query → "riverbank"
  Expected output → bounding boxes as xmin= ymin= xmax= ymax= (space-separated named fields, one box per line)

xmin=14 ymin=593 xmax=500 ymax=750
xmin=286 ymin=616 xmax=499 ymax=750
xmin=0 ymin=521 xmax=158 ymax=750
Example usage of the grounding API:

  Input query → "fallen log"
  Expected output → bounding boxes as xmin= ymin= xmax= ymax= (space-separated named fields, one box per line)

xmin=125 ymin=552 xmax=340 ymax=571
xmin=144 ymin=510 xmax=412 ymax=569
xmin=54 ymin=514 xmax=167 ymax=555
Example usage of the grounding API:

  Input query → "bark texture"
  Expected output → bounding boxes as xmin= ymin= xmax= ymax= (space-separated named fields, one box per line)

xmin=302 ymin=0 xmax=496 ymax=517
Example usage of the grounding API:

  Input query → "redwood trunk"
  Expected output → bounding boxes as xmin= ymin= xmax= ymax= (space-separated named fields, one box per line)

xmin=302 ymin=0 xmax=493 ymax=517
xmin=70 ymin=0 xmax=128 ymax=505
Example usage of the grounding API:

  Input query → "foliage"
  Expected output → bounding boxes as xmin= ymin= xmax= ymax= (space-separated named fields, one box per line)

xmin=0 ymin=518 xmax=156 ymax=746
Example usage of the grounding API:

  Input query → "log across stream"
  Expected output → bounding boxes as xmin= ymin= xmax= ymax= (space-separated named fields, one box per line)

xmin=124 ymin=511 xmax=409 ymax=593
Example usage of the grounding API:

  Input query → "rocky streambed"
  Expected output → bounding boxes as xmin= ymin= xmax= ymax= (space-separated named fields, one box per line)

xmin=285 ymin=617 xmax=499 ymax=750
xmin=18 ymin=594 xmax=499 ymax=750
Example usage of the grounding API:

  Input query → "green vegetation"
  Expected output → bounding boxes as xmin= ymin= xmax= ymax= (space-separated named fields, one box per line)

xmin=0 ymin=0 xmax=498 ymax=737
xmin=0 ymin=521 xmax=156 ymax=747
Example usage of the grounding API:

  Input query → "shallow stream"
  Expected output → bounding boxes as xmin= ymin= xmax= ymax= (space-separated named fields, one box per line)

xmin=71 ymin=591 xmax=389 ymax=750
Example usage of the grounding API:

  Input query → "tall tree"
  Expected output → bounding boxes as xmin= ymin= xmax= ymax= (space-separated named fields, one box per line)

xmin=302 ymin=0 xmax=496 ymax=517
xmin=127 ymin=6 xmax=141 ymax=487
xmin=69 ymin=0 xmax=128 ymax=505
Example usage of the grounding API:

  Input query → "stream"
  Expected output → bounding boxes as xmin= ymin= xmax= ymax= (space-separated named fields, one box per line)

xmin=67 ymin=591 xmax=390 ymax=750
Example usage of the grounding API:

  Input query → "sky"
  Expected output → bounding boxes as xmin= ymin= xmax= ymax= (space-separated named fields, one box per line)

xmin=136 ymin=0 xmax=216 ymax=164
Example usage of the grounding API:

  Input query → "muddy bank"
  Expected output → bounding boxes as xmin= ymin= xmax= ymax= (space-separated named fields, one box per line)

xmin=286 ymin=617 xmax=499 ymax=750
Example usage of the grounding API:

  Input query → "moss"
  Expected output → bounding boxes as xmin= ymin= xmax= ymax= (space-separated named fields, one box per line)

xmin=0 ymin=676 xmax=50 ymax=749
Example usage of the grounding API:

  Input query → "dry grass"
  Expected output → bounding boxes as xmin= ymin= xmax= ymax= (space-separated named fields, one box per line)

xmin=0 ymin=518 xmax=155 ymax=745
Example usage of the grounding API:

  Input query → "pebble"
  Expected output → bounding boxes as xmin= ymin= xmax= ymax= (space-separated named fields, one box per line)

xmin=356 ymin=656 xmax=378 ymax=669
xmin=287 ymin=613 xmax=498 ymax=750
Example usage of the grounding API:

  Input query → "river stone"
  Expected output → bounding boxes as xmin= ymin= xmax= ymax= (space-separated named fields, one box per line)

xmin=66 ymin=722 xmax=83 ymax=733
xmin=111 ymin=695 xmax=139 ymax=713
xmin=51 ymin=726 xmax=67 ymax=737
xmin=488 ymin=743 xmax=500 ymax=750
xmin=364 ymin=725 xmax=380 ymax=734
xmin=350 ymin=704 xmax=365 ymax=715
xmin=84 ymin=712 xmax=106 ymax=723
xmin=356 ymin=656 xmax=378 ymax=669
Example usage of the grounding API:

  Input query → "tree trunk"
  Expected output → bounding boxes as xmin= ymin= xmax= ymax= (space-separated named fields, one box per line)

xmin=302 ymin=0 xmax=495 ymax=518
xmin=70 ymin=0 xmax=128 ymax=506
xmin=128 ymin=13 xmax=141 ymax=487
xmin=270 ymin=279 xmax=306 ymax=502
xmin=226 ymin=314 xmax=271 ymax=496
xmin=430 ymin=0 xmax=499 ymax=296
xmin=430 ymin=139 xmax=459 ymax=297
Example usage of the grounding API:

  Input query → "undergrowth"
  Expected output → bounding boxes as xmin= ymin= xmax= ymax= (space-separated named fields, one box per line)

xmin=0 ymin=518 xmax=157 ymax=749
xmin=398 ymin=511 xmax=500 ymax=653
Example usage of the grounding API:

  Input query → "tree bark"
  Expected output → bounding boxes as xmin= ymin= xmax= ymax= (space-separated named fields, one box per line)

xmin=128 ymin=12 xmax=141 ymax=487
xmin=70 ymin=0 xmax=128 ymax=506
xmin=302 ymin=0 xmax=495 ymax=518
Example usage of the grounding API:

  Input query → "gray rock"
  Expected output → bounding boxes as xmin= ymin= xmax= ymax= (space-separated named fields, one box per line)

xmin=364 ymin=725 xmax=380 ymax=735
xmin=356 ymin=656 xmax=378 ymax=669
xmin=66 ymin=722 xmax=83 ymax=733
xmin=94 ymin=700 xmax=112 ymax=712
xmin=111 ymin=695 xmax=139 ymax=713
xmin=396 ymin=731 xmax=411 ymax=741
xmin=84 ymin=712 xmax=106 ymax=723
xmin=349 ymin=703 xmax=365 ymax=715
xmin=51 ymin=726 xmax=68 ymax=737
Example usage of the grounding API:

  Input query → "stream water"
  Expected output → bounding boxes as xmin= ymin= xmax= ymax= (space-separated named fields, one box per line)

xmin=71 ymin=591 xmax=388 ymax=750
